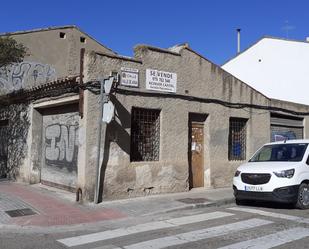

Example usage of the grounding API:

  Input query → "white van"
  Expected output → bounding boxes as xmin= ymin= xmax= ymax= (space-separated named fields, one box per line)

xmin=233 ymin=139 xmax=309 ymax=209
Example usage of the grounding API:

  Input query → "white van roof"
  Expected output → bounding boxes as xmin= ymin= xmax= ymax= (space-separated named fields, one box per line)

xmin=265 ymin=139 xmax=309 ymax=146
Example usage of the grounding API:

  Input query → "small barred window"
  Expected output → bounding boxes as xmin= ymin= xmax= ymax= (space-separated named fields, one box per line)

xmin=228 ymin=118 xmax=247 ymax=161
xmin=130 ymin=108 xmax=160 ymax=162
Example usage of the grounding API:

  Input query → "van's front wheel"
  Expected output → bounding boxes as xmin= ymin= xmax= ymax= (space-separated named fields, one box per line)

xmin=296 ymin=183 xmax=309 ymax=209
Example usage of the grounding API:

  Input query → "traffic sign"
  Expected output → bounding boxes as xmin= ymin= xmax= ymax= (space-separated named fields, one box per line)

xmin=104 ymin=77 xmax=114 ymax=94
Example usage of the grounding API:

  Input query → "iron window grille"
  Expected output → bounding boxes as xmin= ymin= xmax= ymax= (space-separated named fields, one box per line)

xmin=130 ymin=107 xmax=160 ymax=162
xmin=228 ymin=118 xmax=247 ymax=161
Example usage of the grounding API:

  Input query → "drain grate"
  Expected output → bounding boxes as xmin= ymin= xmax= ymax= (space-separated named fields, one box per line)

xmin=177 ymin=198 xmax=209 ymax=204
xmin=5 ymin=208 xmax=37 ymax=217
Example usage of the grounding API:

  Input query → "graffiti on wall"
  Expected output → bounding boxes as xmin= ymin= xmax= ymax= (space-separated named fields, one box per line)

xmin=0 ymin=61 xmax=57 ymax=93
xmin=45 ymin=123 xmax=78 ymax=170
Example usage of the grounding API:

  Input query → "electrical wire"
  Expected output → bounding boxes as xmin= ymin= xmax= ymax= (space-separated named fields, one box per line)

xmin=112 ymin=86 xmax=309 ymax=116
xmin=1 ymin=79 xmax=309 ymax=117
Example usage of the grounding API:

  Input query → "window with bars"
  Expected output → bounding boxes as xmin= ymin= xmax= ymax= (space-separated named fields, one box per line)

xmin=130 ymin=107 xmax=160 ymax=162
xmin=228 ymin=118 xmax=247 ymax=161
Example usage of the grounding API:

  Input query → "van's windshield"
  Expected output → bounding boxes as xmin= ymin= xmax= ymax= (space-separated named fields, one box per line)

xmin=250 ymin=143 xmax=308 ymax=162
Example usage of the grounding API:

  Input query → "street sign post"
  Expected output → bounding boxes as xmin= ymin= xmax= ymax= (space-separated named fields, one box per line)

xmin=94 ymin=76 xmax=115 ymax=204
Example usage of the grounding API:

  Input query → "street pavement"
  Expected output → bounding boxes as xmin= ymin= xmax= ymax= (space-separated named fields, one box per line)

xmin=2 ymin=182 xmax=309 ymax=248
xmin=55 ymin=205 xmax=309 ymax=249
xmin=0 ymin=181 xmax=234 ymax=230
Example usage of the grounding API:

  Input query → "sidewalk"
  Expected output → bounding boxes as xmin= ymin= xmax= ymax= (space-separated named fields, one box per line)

xmin=99 ymin=187 xmax=234 ymax=216
xmin=0 ymin=181 xmax=234 ymax=229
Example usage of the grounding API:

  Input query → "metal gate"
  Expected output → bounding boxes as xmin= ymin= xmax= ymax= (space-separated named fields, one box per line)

xmin=41 ymin=104 xmax=79 ymax=190
xmin=270 ymin=113 xmax=303 ymax=142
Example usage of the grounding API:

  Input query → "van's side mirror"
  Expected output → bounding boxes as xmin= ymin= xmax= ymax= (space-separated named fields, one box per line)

xmin=306 ymin=156 xmax=309 ymax=165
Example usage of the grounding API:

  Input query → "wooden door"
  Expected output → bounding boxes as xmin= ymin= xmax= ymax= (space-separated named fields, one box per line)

xmin=0 ymin=121 xmax=8 ymax=179
xmin=189 ymin=122 xmax=204 ymax=188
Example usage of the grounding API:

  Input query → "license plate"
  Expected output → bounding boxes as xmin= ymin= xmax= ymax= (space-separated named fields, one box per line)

xmin=244 ymin=185 xmax=263 ymax=191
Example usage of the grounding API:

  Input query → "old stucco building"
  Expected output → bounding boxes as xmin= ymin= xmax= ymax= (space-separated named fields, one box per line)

xmin=81 ymin=44 xmax=309 ymax=200
xmin=1 ymin=26 xmax=309 ymax=202
xmin=0 ymin=25 xmax=114 ymax=187
xmin=0 ymin=25 xmax=114 ymax=95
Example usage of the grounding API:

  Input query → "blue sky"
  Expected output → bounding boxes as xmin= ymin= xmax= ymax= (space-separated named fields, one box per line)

xmin=1 ymin=0 xmax=308 ymax=65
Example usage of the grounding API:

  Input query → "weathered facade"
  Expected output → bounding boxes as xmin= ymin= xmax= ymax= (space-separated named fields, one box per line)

xmin=80 ymin=44 xmax=309 ymax=201
xmin=0 ymin=25 xmax=114 ymax=95
xmin=0 ymin=26 xmax=114 ymax=190
xmin=2 ymin=27 xmax=309 ymax=202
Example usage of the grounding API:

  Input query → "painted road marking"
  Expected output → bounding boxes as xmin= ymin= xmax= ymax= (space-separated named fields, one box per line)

xmin=228 ymin=207 xmax=309 ymax=224
xmin=165 ymin=211 xmax=233 ymax=226
xmin=91 ymin=246 xmax=122 ymax=249
xmin=124 ymin=218 xmax=272 ymax=249
xmin=57 ymin=211 xmax=233 ymax=247
xmin=217 ymin=227 xmax=309 ymax=249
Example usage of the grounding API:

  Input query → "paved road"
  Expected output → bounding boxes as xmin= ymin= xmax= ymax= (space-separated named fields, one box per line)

xmin=2 ymin=202 xmax=309 ymax=249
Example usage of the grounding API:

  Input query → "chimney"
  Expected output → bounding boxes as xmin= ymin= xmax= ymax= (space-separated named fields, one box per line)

xmin=237 ymin=28 xmax=241 ymax=53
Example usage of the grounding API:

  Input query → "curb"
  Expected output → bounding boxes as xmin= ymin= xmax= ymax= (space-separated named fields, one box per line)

xmin=152 ymin=197 xmax=236 ymax=215
xmin=0 ymin=198 xmax=235 ymax=232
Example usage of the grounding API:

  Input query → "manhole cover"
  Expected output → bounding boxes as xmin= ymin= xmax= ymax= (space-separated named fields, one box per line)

xmin=5 ymin=208 xmax=37 ymax=217
xmin=177 ymin=198 xmax=209 ymax=204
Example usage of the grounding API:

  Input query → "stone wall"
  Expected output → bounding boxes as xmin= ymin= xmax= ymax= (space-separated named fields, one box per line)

xmin=0 ymin=104 xmax=30 ymax=181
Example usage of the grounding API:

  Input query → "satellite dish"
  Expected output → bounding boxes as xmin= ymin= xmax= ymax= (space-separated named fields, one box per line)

xmin=102 ymin=101 xmax=115 ymax=123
